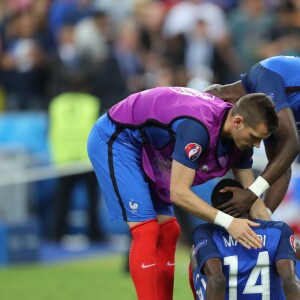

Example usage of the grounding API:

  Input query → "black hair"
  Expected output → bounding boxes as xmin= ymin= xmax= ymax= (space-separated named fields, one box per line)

xmin=211 ymin=179 xmax=243 ymax=208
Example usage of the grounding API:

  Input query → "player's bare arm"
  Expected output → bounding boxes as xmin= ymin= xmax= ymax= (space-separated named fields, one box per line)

xmin=170 ymin=160 xmax=262 ymax=249
xmin=202 ymin=258 xmax=225 ymax=300
xmin=276 ymin=259 xmax=300 ymax=299
xmin=235 ymin=167 xmax=271 ymax=220
xmin=262 ymin=107 xmax=300 ymax=211
xmin=262 ymin=108 xmax=300 ymax=185
xmin=204 ymin=81 xmax=246 ymax=103
xmin=205 ymin=82 xmax=297 ymax=212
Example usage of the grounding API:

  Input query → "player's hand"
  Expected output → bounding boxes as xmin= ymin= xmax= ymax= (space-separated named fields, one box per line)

xmin=217 ymin=187 xmax=257 ymax=217
xmin=227 ymin=218 xmax=262 ymax=249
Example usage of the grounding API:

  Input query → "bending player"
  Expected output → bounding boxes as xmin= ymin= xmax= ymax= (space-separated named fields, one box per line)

xmin=88 ymin=87 xmax=279 ymax=299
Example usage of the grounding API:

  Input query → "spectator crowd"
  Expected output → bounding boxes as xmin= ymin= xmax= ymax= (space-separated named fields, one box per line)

xmin=0 ymin=0 xmax=299 ymax=112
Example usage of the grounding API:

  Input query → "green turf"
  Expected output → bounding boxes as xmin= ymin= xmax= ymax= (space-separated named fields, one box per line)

xmin=0 ymin=245 xmax=192 ymax=300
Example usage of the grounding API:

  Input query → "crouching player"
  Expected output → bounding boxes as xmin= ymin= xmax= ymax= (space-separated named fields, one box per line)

xmin=189 ymin=179 xmax=300 ymax=300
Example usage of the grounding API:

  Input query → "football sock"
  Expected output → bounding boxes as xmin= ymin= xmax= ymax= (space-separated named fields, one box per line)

xmin=156 ymin=217 xmax=181 ymax=300
xmin=129 ymin=219 xmax=160 ymax=300
xmin=188 ymin=263 xmax=197 ymax=300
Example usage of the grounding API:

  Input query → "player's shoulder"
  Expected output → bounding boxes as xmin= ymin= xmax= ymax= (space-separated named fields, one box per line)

xmin=176 ymin=118 xmax=206 ymax=129
xmin=192 ymin=223 xmax=225 ymax=237
xmin=255 ymin=219 xmax=292 ymax=233
xmin=175 ymin=118 xmax=209 ymax=143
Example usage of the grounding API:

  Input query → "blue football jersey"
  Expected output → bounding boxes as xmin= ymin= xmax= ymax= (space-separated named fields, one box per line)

xmin=96 ymin=114 xmax=253 ymax=170
xmin=240 ymin=56 xmax=300 ymax=122
xmin=192 ymin=220 xmax=296 ymax=300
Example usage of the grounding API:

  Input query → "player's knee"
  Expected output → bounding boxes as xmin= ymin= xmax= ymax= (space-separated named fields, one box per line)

xmin=207 ymin=273 xmax=226 ymax=290
xmin=130 ymin=219 xmax=160 ymax=245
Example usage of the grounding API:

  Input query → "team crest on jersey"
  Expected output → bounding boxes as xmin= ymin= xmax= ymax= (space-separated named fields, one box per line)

xmin=185 ymin=143 xmax=202 ymax=161
xmin=290 ymin=235 xmax=296 ymax=252
xmin=129 ymin=200 xmax=138 ymax=213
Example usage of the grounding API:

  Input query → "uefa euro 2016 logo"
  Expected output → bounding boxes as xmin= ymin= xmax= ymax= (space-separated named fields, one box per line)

xmin=185 ymin=143 xmax=202 ymax=161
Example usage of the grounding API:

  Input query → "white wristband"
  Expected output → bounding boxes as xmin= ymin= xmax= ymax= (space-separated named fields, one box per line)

xmin=248 ymin=176 xmax=270 ymax=198
xmin=214 ymin=211 xmax=234 ymax=229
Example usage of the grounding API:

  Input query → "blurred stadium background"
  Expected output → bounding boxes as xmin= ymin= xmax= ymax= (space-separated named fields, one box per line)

xmin=0 ymin=0 xmax=300 ymax=299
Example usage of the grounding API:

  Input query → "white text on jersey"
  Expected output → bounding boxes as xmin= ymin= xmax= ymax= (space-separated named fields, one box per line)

xmin=223 ymin=234 xmax=266 ymax=247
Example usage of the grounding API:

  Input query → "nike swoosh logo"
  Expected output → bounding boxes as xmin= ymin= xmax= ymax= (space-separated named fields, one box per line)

xmin=167 ymin=261 xmax=175 ymax=266
xmin=141 ymin=263 xmax=156 ymax=269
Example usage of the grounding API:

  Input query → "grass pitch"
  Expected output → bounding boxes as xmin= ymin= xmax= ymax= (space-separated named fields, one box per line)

xmin=0 ymin=245 xmax=192 ymax=300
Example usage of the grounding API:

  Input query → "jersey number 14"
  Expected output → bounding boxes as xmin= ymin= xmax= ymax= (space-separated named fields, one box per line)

xmin=224 ymin=251 xmax=270 ymax=300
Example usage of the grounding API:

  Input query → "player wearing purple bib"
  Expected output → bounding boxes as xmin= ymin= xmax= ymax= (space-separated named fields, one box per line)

xmin=87 ymin=87 xmax=278 ymax=300
xmin=205 ymin=55 xmax=300 ymax=217
xmin=190 ymin=179 xmax=300 ymax=300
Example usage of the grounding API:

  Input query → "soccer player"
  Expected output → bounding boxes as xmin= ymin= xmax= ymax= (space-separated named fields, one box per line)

xmin=87 ymin=87 xmax=278 ymax=300
xmin=190 ymin=178 xmax=300 ymax=300
xmin=204 ymin=55 xmax=300 ymax=216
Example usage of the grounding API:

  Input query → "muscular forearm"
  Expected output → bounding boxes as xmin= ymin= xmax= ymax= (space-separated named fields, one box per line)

xmin=170 ymin=187 xmax=218 ymax=223
xmin=249 ymin=198 xmax=271 ymax=220
xmin=262 ymin=108 xmax=300 ymax=187
xmin=261 ymin=147 xmax=297 ymax=187
xmin=282 ymin=279 xmax=300 ymax=300
xmin=263 ymin=170 xmax=291 ymax=212
xmin=170 ymin=161 xmax=220 ymax=223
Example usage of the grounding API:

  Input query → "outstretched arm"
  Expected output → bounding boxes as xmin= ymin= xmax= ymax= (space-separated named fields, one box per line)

xmin=263 ymin=145 xmax=292 ymax=212
xmin=170 ymin=160 xmax=262 ymax=249
xmin=261 ymin=108 xmax=300 ymax=210
xmin=276 ymin=259 xmax=300 ymax=300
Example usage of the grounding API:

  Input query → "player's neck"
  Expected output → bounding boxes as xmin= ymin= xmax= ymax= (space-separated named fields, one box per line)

xmin=221 ymin=109 xmax=234 ymax=139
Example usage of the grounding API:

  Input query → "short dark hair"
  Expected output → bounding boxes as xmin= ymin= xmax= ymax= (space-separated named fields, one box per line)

xmin=211 ymin=179 xmax=243 ymax=208
xmin=232 ymin=93 xmax=279 ymax=133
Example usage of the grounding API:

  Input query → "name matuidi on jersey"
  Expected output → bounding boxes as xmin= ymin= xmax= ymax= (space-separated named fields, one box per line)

xmin=223 ymin=235 xmax=266 ymax=247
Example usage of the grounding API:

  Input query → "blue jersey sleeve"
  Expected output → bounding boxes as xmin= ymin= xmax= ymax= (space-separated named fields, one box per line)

xmin=241 ymin=63 xmax=289 ymax=112
xmin=172 ymin=119 xmax=209 ymax=169
xmin=192 ymin=224 xmax=222 ymax=274
xmin=275 ymin=222 xmax=297 ymax=263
